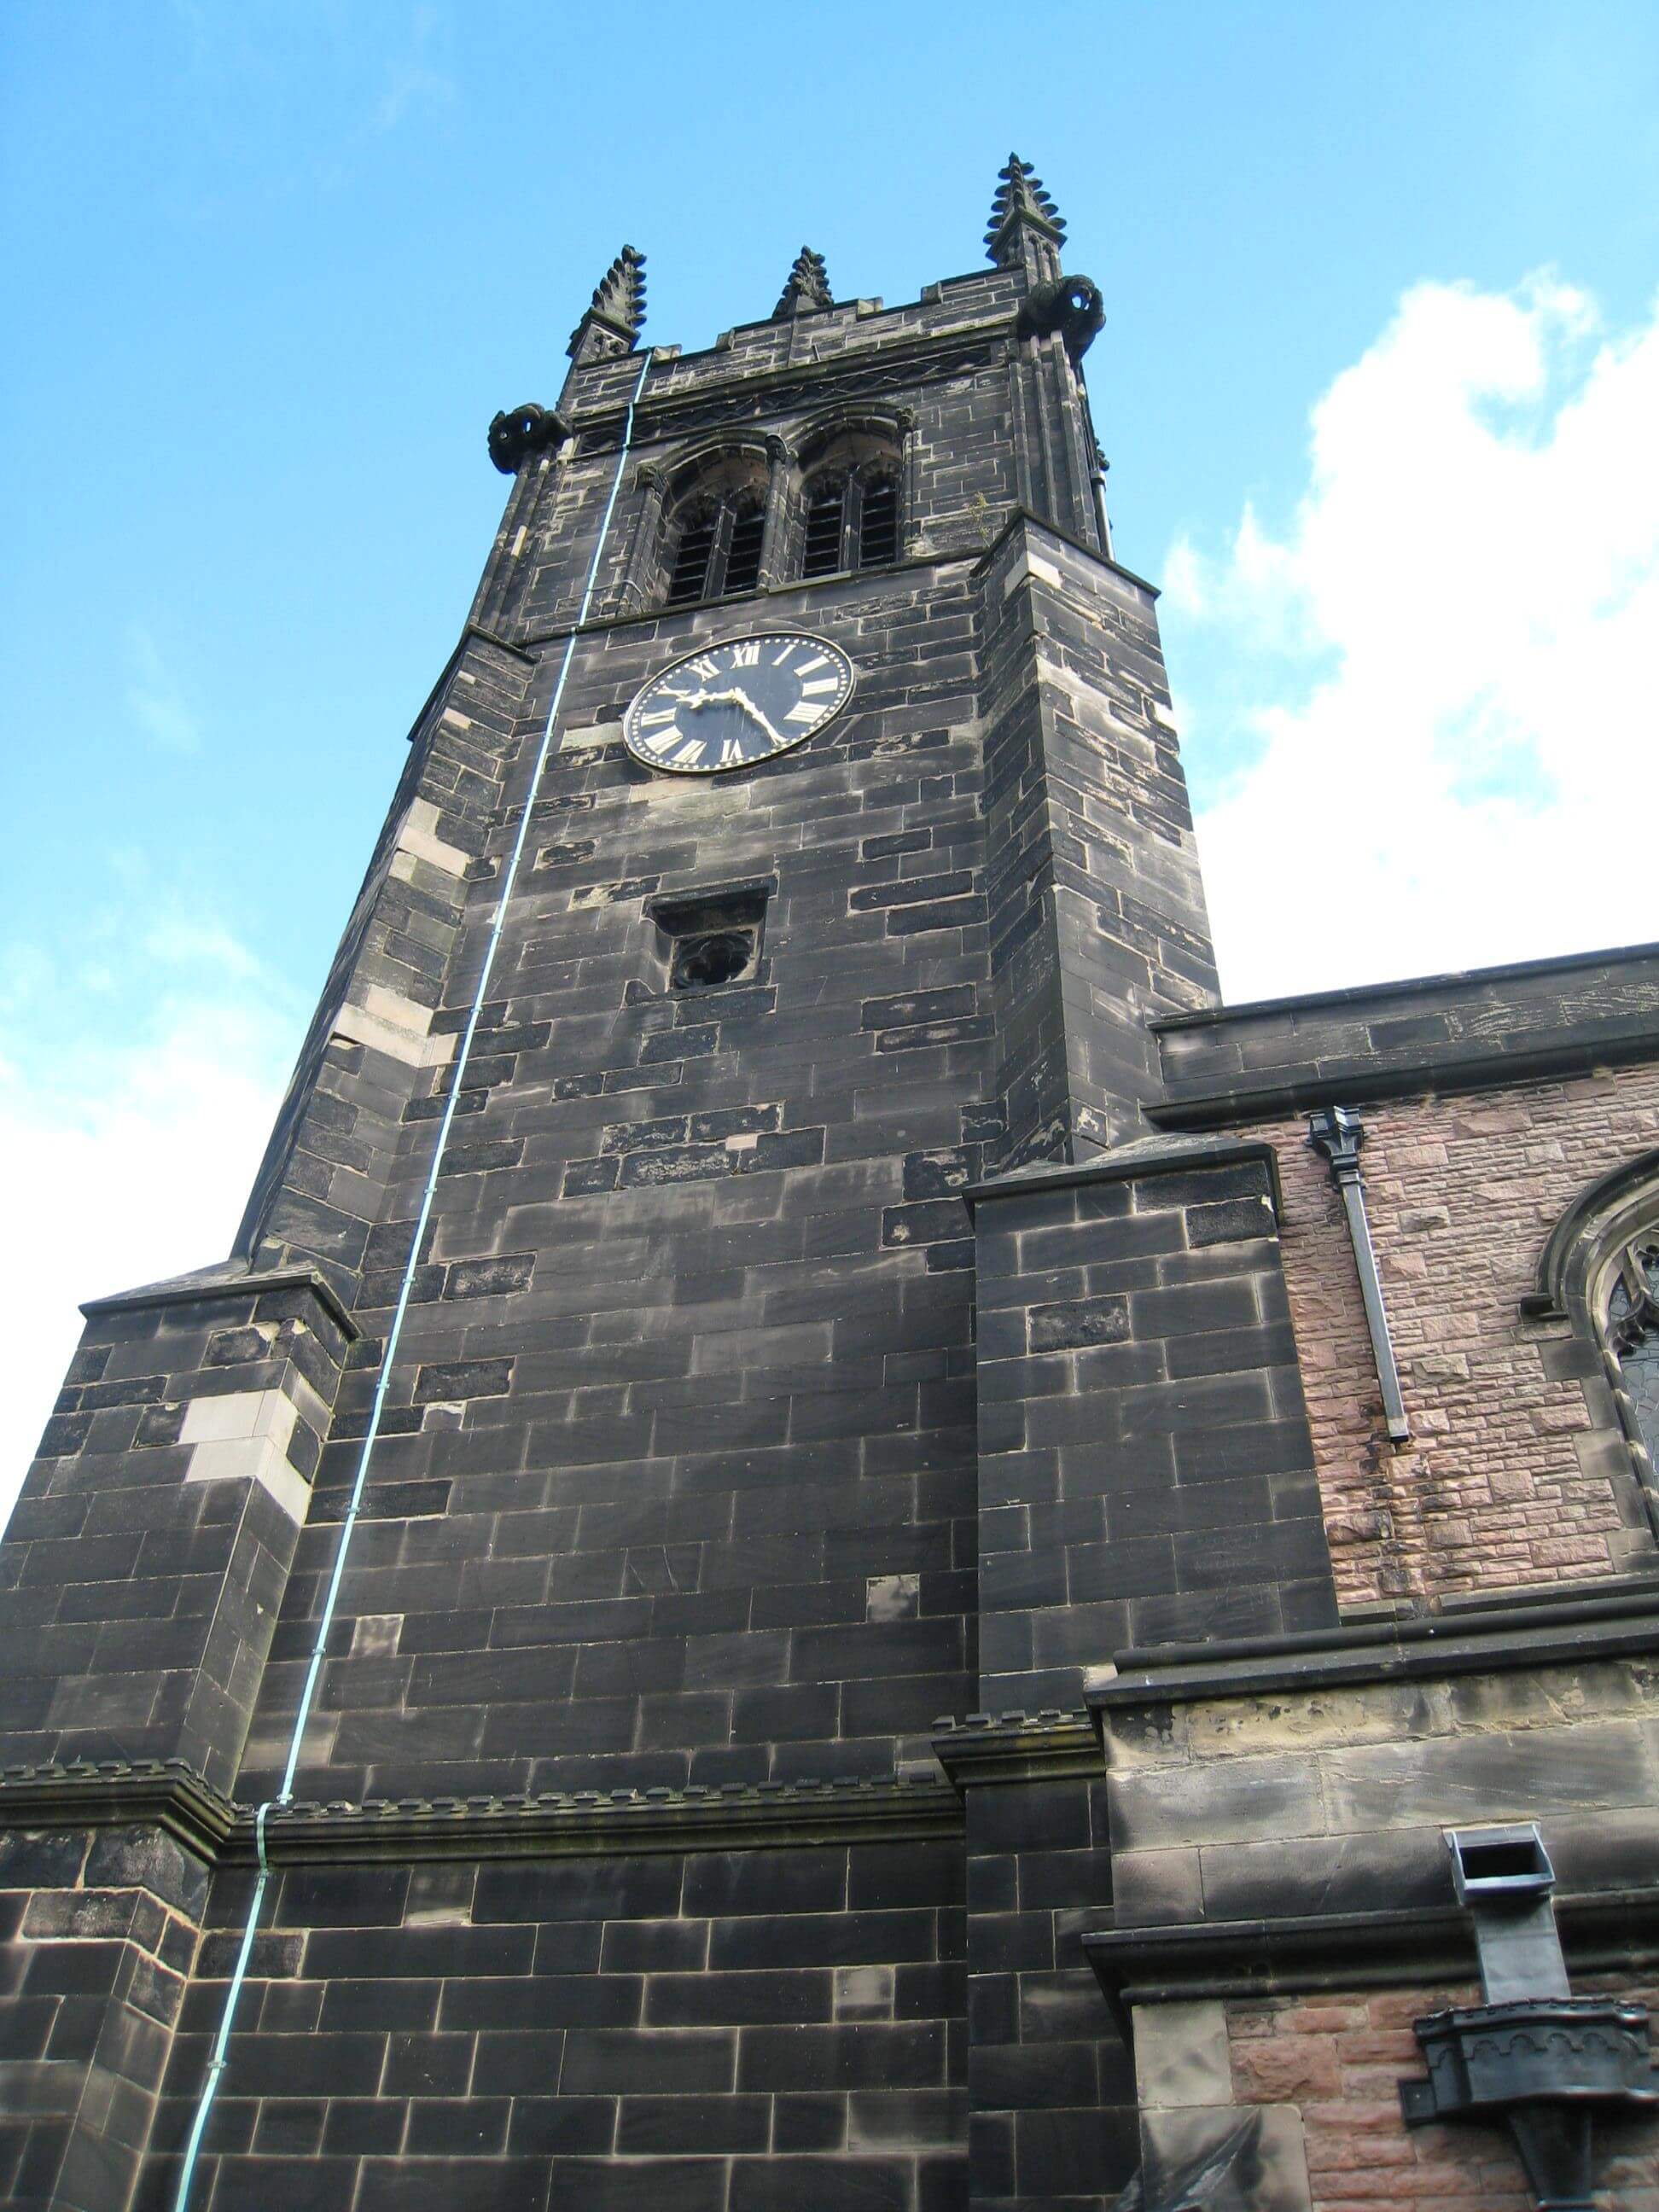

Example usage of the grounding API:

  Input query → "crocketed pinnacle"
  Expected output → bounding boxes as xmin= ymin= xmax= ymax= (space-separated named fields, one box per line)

xmin=567 ymin=244 xmax=648 ymax=363
xmin=772 ymin=246 xmax=833 ymax=320
xmin=984 ymin=154 xmax=1066 ymax=271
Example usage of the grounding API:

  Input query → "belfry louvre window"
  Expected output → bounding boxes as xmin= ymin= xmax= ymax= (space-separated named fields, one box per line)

xmin=798 ymin=464 xmax=901 ymax=579
xmin=802 ymin=476 xmax=847 ymax=579
xmin=859 ymin=471 xmax=899 ymax=567
xmin=667 ymin=503 xmax=719 ymax=605
xmin=664 ymin=491 xmax=766 ymax=608
xmin=723 ymin=499 xmax=765 ymax=596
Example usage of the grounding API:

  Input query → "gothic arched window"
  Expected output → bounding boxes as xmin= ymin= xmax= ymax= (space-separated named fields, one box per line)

xmin=665 ymin=486 xmax=767 ymax=608
xmin=1605 ymin=1236 xmax=1659 ymax=1474
xmin=1528 ymin=1151 xmax=1659 ymax=1548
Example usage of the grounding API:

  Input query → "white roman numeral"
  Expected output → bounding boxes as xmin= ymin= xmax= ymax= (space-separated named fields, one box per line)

xmin=720 ymin=737 xmax=746 ymax=764
xmin=731 ymin=640 xmax=760 ymax=667
xmin=672 ymin=736 xmax=707 ymax=765
xmin=800 ymin=677 xmax=838 ymax=696
xmin=796 ymin=654 xmax=830 ymax=673
xmin=688 ymin=655 xmax=720 ymax=680
xmin=771 ymin=643 xmax=797 ymax=666
xmin=638 ymin=707 xmax=678 ymax=727
xmin=785 ymin=701 xmax=820 ymax=723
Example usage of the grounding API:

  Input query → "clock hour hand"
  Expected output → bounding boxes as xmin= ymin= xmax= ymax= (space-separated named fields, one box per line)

xmin=700 ymin=687 xmax=789 ymax=748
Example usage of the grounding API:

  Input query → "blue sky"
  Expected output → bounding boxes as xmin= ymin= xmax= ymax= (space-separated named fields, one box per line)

xmin=3 ymin=0 xmax=1657 ymax=1503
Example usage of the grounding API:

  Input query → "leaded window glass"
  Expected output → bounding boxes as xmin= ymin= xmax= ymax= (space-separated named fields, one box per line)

xmin=1606 ymin=1237 xmax=1659 ymax=1468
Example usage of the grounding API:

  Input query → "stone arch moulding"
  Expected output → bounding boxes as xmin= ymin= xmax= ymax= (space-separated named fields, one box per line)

xmin=1523 ymin=1147 xmax=1659 ymax=1552
xmin=662 ymin=434 xmax=776 ymax=505
xmin=649 ymin=437 xmax=777 ymax=608
xmin=792 ymin=406 xmax=915 ymax=574
xmin=794 ymin=404 xmax=914 ymax=471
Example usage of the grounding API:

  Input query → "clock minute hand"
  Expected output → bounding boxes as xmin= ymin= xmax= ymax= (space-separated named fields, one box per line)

xmin=718 ymin=690 xmax=789 ymax=748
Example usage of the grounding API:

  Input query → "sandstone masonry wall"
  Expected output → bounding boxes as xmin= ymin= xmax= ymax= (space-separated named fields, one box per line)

xmin=1225 ymin=1977 xmax=1659 ymax=2211
xmin=1251 ymin=1066 xmax=1659 ymax=1608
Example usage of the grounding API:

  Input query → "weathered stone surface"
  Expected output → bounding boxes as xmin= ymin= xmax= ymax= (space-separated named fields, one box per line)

xmin=5 ymin=160 xmax=1659 ymax=2212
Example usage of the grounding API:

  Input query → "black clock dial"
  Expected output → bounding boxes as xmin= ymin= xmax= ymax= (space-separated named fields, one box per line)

xmin=622 ymin=632 xmax=854 ymax=776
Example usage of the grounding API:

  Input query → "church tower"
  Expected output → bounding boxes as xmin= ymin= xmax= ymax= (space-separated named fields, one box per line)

xmin=6 ymin=157 xmax=1656 ymax=2212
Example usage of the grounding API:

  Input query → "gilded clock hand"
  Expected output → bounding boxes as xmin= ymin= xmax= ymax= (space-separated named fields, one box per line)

xmin=731 ymin=694 xmax=789 ymax=748
xmin=692 ymin=688 xmax=789 ymax=748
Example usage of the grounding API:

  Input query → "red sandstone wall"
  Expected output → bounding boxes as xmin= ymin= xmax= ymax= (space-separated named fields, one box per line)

xmin=1226 ymin=1981 xmax=1659 ymax=2210
xmin=1252 ymin=1068 xmax=1659 ymax=1608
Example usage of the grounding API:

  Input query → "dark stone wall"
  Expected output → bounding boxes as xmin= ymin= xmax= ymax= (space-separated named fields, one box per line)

xmin=236 ymin=545 xmax=1002 ymax=1807
xmin=0 ymin=1277 xmax=350 ymax=1790
xmin=236 ymin=634 xmax=539 ymax=1305
xmin=0 ymin=237 xmax=1305 ymax=2212
xmin=958 ymin=1765 xmax=1131 ymax=2211
xmin=973 ymin=1145 xmax=1337 ymax=1713
xmin=978 ymin=530 xmax=1214 ymax=1167
xmin=0 ymin=1824 xmax=207 ymax=2212
xmin=145 ymin=1838 xmax=965 ymax=2212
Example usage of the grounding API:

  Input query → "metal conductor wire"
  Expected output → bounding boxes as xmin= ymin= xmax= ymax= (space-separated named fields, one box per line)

xmin=171 ymin=348 xmax=653 ymax=2210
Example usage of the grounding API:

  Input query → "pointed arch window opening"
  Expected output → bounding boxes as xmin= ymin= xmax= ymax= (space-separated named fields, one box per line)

xmin=1526 ymin=1155 xmax=1659 ymax=1554
xmin=1604 ymin=1235 xmax=1659 ymax=1478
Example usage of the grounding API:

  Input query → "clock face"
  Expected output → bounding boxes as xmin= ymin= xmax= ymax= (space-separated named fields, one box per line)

xmin=622 ymin=632 xmax=854 ymax=776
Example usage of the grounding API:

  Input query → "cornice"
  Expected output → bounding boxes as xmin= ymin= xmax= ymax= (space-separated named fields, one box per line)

xmin=0 ymin=1760 xmax=963 ymax=1866
xmin=0 ymin=1760 xmax=236 ymax=1860
xmin=932 ymin=1708 xmax=1101 ymax=1787
xmin=238 ymin=1774 xmax=963 ymax=1866
xmin=1084 ymin=1888 xmax=1659 ymax=2017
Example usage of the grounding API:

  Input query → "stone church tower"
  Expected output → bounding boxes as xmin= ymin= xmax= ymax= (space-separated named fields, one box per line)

xmin=3 ymin=159 xmax=1657 ymax=2212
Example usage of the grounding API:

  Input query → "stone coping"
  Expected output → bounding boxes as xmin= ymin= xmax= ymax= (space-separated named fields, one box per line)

xmin=964 ymin=1134 xmax=1283 ymax=1216
xmin=1154 ymin=940 xmax=1659 ymax=1032
xmin=1148 ymin=941 xmax=1659 ymax=1127
xmin=79 ymin=1260 xmax=358 ymax=1340
xmin=1088 ymin=1583 xmax=1659 ymax=1719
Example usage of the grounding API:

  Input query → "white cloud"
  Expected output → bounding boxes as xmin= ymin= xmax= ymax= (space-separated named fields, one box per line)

xmin=373 ymin=7 xmax=456 ymax=133
xmin=126 ymin=623 xmax=201 ymax=754
xmin=1168 ymin=275 xmax=1659 ymax=1002
xmin=0 ymin=951 xmax=294 ymax=1530
xmin=143 ymin=916 xmax=268 ymax=979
